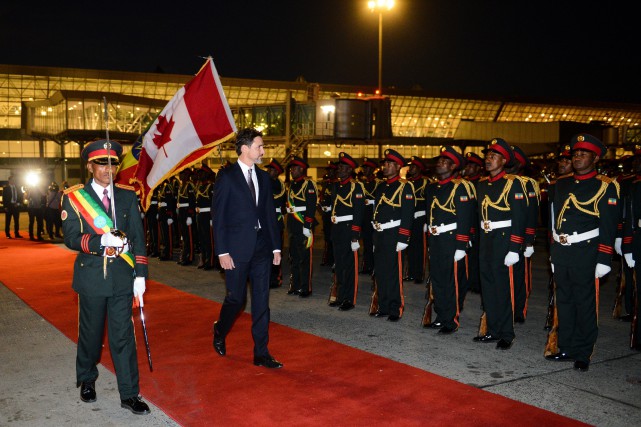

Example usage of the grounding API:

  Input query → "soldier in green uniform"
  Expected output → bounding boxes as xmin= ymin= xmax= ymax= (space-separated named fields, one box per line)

xmin=622 ymin=145 xmax=641 ymax=351
xmin=195 ymin=165 xmax=215 ymax=270
xmin=319 ymin=162 xmax=337 ymax=266
xmin=424 ymin=147 xmax=476 ymax=334
xmin=359 ymin=158 xmax=380 ymax=275
xmin=546 ymin=134 xmax=620 ymax=371
xmin=371 ymin=149 xmax=415 ymax=322
xmin=145 ymin=185 xmax=160 ymax=257
xmin=157 ymin=178 xmax=176 ymax=261
xmin=508 ymin=145 xmax=540 ymax=323
xmin=463 ymin=152 xmax=484 ymax=295
xmin=614 ymin=154 xmax=635 ymax=322
xmin=329 ymin=152 xmax=365 ymax=311
xmin=176 ymin=169 xmax=196 ymax=265
xmin=285 ymin=156 xmax=318 ymax=297
xmin=265 ymin=158 xmax=286 ymax=288
xmin=61 ymin=139 xmax=150 ymax=415
xmin=404 ymin=156 xmax=429 ymax=284
xmin=473 ymin=138 xmax=528 ymax=350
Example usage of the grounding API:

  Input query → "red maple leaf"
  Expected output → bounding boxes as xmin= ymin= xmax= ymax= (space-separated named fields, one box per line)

xmin=152 ymin=115 xmax=174 ymax=156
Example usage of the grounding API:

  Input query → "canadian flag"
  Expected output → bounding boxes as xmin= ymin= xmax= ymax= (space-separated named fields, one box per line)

xmin=132 ymin=57 xmax=237 ymax=211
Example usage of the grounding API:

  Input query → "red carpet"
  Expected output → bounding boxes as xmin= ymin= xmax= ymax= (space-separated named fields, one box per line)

xmin=0 ymin=238 xmax=586 ymax=426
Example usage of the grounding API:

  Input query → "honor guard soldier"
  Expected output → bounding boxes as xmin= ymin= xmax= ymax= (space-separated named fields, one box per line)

xmin=285 ymin=156 xmax=318 ymax=297
xmin=265 ymin=158 xmax=286 ymax=287
xmin=319 ymin=161 xmax=338 ymax=266
xmin=176 ymin=169 xmax=197 ymax=265
xmin=613 ymin=154 xmax=635 ymax=322
xmin=547 ymin=134 xmax=620 ymax=371
xmin=145 ymin=186 xmax=160 ymax=257
xmin=329 ymin=152 xmax=365 ymax=311
xmin=195 ymin=165 xmax=215 ymax=270
xmin=359 ymin=157 xmax=380 ymax=275
xmin=463 ymin=152 xmax=484 ymax=295
xmin=509 ymin=145 xmax=540 ymax=323
xmin=424 ymin=147 xmax=476 ymax=334
xmin=157 ymin=178 xmax=177 ymax=261
xmin=622 ymin=145 xmax=641 ymax=351
xmin=61 ymin=139 xmax=151 ymax=415
xmin=404 ymin=156 xmax=429 ymax=284
xmin=473 ymin=138 xmax=528 ymax=350
xmin=371 ymin=149 xmax=415 ymax=321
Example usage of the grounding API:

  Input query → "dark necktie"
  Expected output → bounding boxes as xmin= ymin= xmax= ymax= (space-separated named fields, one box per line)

xmin=247 ymin=168 xmax=257 ymax=206
xmin=102 ymin=188 xmax=110 ymax=212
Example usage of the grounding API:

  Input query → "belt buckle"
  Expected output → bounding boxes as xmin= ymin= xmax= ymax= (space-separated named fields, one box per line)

xmin=331 ymin=215 xmax=337 ymax=224
xmin=286 ymin=206 xmax=294 ymax=214
xmin=558 ymin=233 xmax=570 ymax=245
xmin=429 ymin=225 xmax=439 ymax=235
xmin=483 ymin=220 xmax=492 ymax=232
xmin=195 ymin=207 xmax=200 ymax=214
xmin=373 ymin=222 xmax=382 ymax=231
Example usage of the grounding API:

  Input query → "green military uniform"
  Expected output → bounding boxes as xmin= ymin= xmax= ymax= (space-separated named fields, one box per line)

xmin=158 ymin=179 xmax=176 ymax=260
xmin=622 ymin=168 xmax=641 ymax=350
xmin=330 ymin=152 xmax=365 ymax=308
xmin=475 ymin=139 xmax=528 ymax=346
xmin=195 ymin=166 xmax=215 ymax=269
xmin=286 ymin=156 xmax=318 ymax=296
xmin=405 ymin=156 xmax=429 ymax=283
xmin=425 ymin=148 xmax=476 ymax=332
xmin=372 ymin=149 xmax=415 ymax=320
xmin=176 ymin=170 xmax=196 ymax=265
xmin=463 ymin=152 xmax=484 ymax=295
xmin=266 ymin=159 xmax=286 ymax=288
xmin=550 ymin=134 xmax=619 ymax=368
xmin=61 ymin=141 xmax=148 ymax=402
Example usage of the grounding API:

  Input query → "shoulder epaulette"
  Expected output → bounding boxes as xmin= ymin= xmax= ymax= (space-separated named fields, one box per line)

xmin=504 ymin=174 xmax=518 ymax=181
xmin=115 ymin=183 xmax=135 ymax=191
xmin=63 ymin=184 xmax=84 ymax=194
xmin=596 ymin=174 xmax=614 ymax=184
xmin=479 ymin=176 xmax=489 ymax=182
xmin=400 ymin=178 xmax=409 ymax=184
xmin=557 ymin=173 xmax=574 ymax=180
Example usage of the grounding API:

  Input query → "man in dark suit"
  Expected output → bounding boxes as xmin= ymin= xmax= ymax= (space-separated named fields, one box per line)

xmin=3 ymin=174 xmax=24 ymax=239
xmin=61 ymin=139 xmax=151 ymax=415
xmin=211 ymin=128 xmax=283 ymax=369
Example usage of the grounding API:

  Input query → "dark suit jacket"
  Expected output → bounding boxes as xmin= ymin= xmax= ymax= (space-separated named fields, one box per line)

xmin=212 ymin=162 xmax=281 ymax=262
xmin=3 ymin=184 xmax=22 ymax=208
xmin=61 ymin=180 xmax=148 ymax=297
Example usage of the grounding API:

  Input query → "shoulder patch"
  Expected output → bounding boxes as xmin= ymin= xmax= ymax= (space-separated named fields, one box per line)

xmin=115 ymin=183 xmax=136 ymax=191
xmin=479 ymin=176 xmax=489 ymax=182
xmin=596 ymin=174 xmax=614 ymax=184
xmin=63 ymin=184 xmax=84 ymax=194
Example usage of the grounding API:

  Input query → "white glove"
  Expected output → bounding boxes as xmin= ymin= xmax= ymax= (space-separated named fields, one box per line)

xmin=396 ymin=242 xmax=408 ymax=252
xmin=133 ymin=277 xmax=146 ymax=307
xmin=210 ymin=220 xmax=212 ymax=226
xmin=423 ymin=223 xmax=427 ymax=233
xmin=524 ymin=246 xmax=534 ymax=258
xmin=101 ymin=233 xmax=124 ymax=248
xmin=551 ymin=263 xmax=554 ymax=273
xmin=167 ymin=218 xmax=174 ymax=225
xmin=303 ymin=228 xmax=311 ymax=238
xmin=351 ymin=241 xmax=360 ymax=251
xmin=186 ymin=217 xmax=192 ymax=226
xmin=504 ymin=251 xmax=519 ymax=266
xmin=624 ymin=253 xmax=635 ymax=268
xmin=140 ymin=212 xmax=145 ymax=219
xmin=614 ymin=237 xmax=622 ymax=256
xmin=595 ymin=263 xmax=611 ymax=278
xmin=156 ymin=214 xmax=159 ymax=220
xmin=454 ymin=249 xmax=466 ymax=261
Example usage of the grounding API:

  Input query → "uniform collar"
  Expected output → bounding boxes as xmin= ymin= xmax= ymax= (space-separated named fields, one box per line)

xmin=573 ymin=170 xmax=597 ymax=181
xmin=386 ymin=175 xmax=400 ymax=184
xmin=488 ymin=170 xmax=506 ymax=183
xmin=339 ymin=177 xmax=351 ymax=185
xmin=438 ymin=176 xmax=454 ymax=185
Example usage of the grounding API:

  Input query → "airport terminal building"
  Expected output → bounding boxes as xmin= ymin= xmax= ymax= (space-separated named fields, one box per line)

xmin=1 ymin=63 xmax=641 ymax=186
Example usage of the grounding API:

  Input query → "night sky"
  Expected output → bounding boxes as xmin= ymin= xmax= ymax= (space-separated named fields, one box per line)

xmin=3 ymin=1 xmax=639 ymax=104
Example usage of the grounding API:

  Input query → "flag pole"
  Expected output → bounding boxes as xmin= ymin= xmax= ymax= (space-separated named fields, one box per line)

xmin=103 ymin=96 xmax=118 ymax=231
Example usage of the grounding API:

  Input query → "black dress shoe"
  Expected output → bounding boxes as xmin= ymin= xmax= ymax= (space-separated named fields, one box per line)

xmin=473 ymin=334 xmax=500 ymax=343
xmin=15 ymin=234 xmax=24 ymax=239
xmin=438 ymin=326 xmax=457 ymax=334
xmin=387 ymin=314 xmax=400 ymax=322
xmin=159 ymin=256 xmax=171 ymax=261
xmin=545 ymin=352 xmax=574 ymax=362
xmin=287 ymin=289 xmax=296 ymax=295
xmin=212 ymin=322 xmax=225 ymax=356
xmin=254 ymin=355 xmax=283 ymax=369
xmin=573 ymin=360 xmax=589 ymax=372
xmin=427 ymin=321 xmax=443 ymax=329
xmin=374 ymin=311 xmax=389 ymax=318
xmin=80 ymin=381 xmax=96 ymax=403
xmin=359 ymin=269 xmax=373 ymax=275
xmin=338 ymin=301 xmax=355 ymax=311
xmin=121 ymin=396 xmax=151 ymax=415
xmin=298 ymin=291 xmax=311 ymax=298
xmin=203 ymin=264 xmax=213 ymax=271
xmin=618 ymin=314 xmax=633 ymax=322
xmin=6 ymin=235 xmax=12 ymax=239
xmin=496 ymin=339 xmax=513 ymax=350
xmin=328 ymin=300 xmax=340 ymax=307
xmin=403 ymin=276 xmax=415 ymax=282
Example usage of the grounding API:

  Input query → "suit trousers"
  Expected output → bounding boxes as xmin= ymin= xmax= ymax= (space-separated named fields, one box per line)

xmin=5 ymin=205 xmax=19 ymax=235
xmin=77 ymin=293 xmax=139 ymax=400
xmin=216 ymin=230 xmax=272 ymax=357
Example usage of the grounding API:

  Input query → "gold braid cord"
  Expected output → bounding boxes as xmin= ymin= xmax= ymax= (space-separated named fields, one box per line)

xmin=288 ymin=179 xmax=315 ymax=202
xmin=429 ymin=178 xmax=477 ymax=225
xmin=480 ymin=177 xmax=515 ymax=222
xmin=556 ymin=181 xmax=608 ymax=230
xmin=373 ymin=181 xmax=406 ymax=218
xmin=273 ymin=180 xmax=286 ymax=200
xmin=331 ymin=181 xmax=364 ymax=216
xmin=195 ymin=183 xmax=212 ymax=198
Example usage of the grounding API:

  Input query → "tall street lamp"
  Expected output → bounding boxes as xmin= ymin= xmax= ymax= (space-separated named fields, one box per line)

xmin=368 ymin=0 xmax=394 ymax=94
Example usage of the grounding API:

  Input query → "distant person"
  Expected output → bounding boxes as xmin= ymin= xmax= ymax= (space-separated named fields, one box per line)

xmin=61 ymin=139 xmax=151 ymax=414
xmin=3 ymin=174 xmax=24 ymax=239
xmin=211 ymin=128 xmax=283 ymax=369
xmin=45 ymin=182 xmax=62 ymax=239
xmin=27 ymin=183 xmax=46 ymax=240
